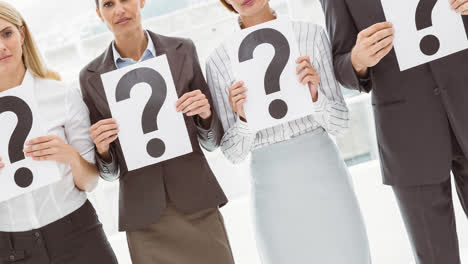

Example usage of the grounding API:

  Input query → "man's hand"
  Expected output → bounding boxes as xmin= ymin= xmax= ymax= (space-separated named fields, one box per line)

xmin=351 ymin=22 xmax=394 ymax=77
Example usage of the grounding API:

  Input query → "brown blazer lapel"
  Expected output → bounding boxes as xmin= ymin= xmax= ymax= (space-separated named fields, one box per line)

xmin=344 ymin=0 xmax=386 ymax=29
xmin=149 ymin=32 xmax=187 ymax=95
xmin=86 ymin=45 xmax=117 ymax=118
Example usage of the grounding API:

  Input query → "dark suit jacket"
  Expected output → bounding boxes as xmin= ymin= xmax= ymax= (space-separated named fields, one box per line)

xmin=320 ymin=0 xmax=468 ymax=186
xmin=79 ymin=31 xmax=228 ymax=231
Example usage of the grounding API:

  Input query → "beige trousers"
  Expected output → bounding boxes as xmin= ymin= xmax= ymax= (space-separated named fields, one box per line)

xmin=126 ymin=203 xmax=235 ymax=264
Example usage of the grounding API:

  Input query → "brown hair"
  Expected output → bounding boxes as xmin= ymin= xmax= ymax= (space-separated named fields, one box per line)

xmin=220 ymin=0 xmax=237 ymax=13
xmin=0 ymin=1 xmax=60 ymax=81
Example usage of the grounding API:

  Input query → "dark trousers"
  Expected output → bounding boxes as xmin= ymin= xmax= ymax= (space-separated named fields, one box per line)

xmin=393 ymin=128 xmax=468 ymax=264
xmin=0 ymin=200 xmax=118 ymax=264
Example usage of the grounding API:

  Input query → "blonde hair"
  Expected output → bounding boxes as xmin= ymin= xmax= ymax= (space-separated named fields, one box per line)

xmin=0 ymin=1 xmax=60 ymax=81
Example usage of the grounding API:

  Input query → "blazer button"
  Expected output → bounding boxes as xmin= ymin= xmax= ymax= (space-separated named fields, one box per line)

xmin=434 ymin=87 xmax=441 ymax=95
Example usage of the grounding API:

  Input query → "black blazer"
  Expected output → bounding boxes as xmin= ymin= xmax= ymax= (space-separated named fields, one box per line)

xmin=320 ymin=0 xmax=468 ymax=186
xmin=79 ymin=31 xmax=228 ymax=231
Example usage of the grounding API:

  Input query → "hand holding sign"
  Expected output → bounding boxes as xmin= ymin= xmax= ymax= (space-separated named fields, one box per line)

xmin=450 ymin=0 xmax=468 ymax=15
xmin=176 ymin=90 xmax=212 ymax=122
xmin=229 ymin=19 xmax=313 ymax=131
xmin=229 ymin=81 xmax=247 ymax=120
xmin=89 ymin=118 xmax=119 ymax=162
xmin=351 ymin=22 xmax=394 ymax=77
xmin=296 ymin=56 xmax=320 ymax=102
xmin=24 ymin=135 xmax=79 ymax=164
xmin=101 ymin=55 xmax=192 ymax=171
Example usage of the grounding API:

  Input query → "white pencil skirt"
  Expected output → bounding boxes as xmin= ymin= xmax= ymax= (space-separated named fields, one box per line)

xmin=249 ymin=128 xmax=371 ymax=264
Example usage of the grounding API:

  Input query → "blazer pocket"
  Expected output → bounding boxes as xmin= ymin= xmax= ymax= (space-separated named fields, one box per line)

xmin=372 ymin=99 xmax=406 ymax=108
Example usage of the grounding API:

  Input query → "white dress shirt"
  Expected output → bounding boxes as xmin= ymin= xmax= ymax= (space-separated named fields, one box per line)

xmin=0 ymin=70 xmax=94 ymax=232
xmin=205 ymin=18 xmax=349 ymax=164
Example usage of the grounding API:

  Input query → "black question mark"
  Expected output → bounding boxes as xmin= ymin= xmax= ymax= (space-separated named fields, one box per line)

xmin=238 ymin=28 xmax=290 ymax=120
xmin=115 ymin=67 xmax=167 ymax=158
xmin=416 ymin=0 xmax=440 ymax=56
xmin=0 ymin=96 xmax=34 ymax=188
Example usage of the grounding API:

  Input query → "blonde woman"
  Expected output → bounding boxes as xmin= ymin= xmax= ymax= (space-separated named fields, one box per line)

xmin=206 ymin=0 xmax=371 ymax=263
xmin=0 ymin=2 xmax=117 ymax=263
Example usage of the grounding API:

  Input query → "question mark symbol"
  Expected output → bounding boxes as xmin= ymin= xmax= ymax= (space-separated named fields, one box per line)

xmin=416 ymin=0 xmax=440 ymax=56
xmin=0 ymin=96 xmax=34 ymax=188
xmin=115 ymin=67 xmax=167 ymax=158
xmin=238 ymin=28 xmax=290 ymax=120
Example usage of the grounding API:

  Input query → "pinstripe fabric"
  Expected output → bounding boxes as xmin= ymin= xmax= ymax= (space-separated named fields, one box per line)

xmin=206 ymin=20 xmax=349 ymax=164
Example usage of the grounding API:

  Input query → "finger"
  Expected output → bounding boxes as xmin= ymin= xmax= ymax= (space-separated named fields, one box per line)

xmin=235 ymin=99 xmax=246 ymax=111
xmin=360 ymin=22 xmax=393 ymax=38
xmin=232 ymin=93 xmax=247 ymax=104
xmin=178 ymin=94 xmax=205 ymax=112
xmin=451 ymin=0 xmax=466 ymax=9
xmin=95 ymin=129 xmax=119 ymax=145
xmin=456 ymin=2 xmax=468 ymax=13
xmin=183 ymin=99 xmax=209 ymax=113
xmin=90 ymin=118 xmax=117 ymax=133
xmin=0 ymin=163 xmax=4 ymax=168
xmin=29 ymin=148 xmax=57 ymax=158
xmin=32 ymin=155 xmax=54 ymax=161
xmin=300 ymin=72 xmax=318 ymax=85
xmin=368 ymin=28 xmax=394 ymax=46
xmin=296 ymin=56 xmax=311 ymax=64
xmin=230 ymin=87 xmax=247 ymax=97
xmin=176 ymin=90 xmax=202 ymax=107
xmin=302 ymin=75 xmax=319 ymax=86
xmin=230 ymin=81 xmax=244 ymax=91
xmin=373 ymin=43 xmax=394 ymax=63
xmin=296 ymin=61 xmax=312 ymax=74
xmin=186 ymin=105 xmax=210 ymax=116
xmin=299 ymin=68 xmax=318 ymax=83
xmin=101 ymin=135 xmax=118 ymax=146
xmin=370 ymin=35 xmax=394 ymax=55
xmin=91 ymin=123 xmax=119 ymax=140
xmin=26 ymin=135 xmax=56 ymax=146
xmin=24 ymin=141 xmax=53 ymax=154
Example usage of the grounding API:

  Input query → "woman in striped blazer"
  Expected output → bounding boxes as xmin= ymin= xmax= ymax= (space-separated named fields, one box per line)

xmin=206 ymin=0 xmax=372 ymax=263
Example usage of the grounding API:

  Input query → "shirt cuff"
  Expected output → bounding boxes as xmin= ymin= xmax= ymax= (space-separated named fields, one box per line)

xmin=195 ymin=115 xmax=215 ymax=140
xmin=236 ymin=115 xmax=256 ymax=137
xmin=311 ymin=89 xmax=327 ymax=112
xmin=96 ymin=150 xmax=118 ymax=175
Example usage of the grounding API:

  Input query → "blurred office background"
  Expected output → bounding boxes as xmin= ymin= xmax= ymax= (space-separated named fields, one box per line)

xmin=6 ymin=0 xmax=468 ymax=263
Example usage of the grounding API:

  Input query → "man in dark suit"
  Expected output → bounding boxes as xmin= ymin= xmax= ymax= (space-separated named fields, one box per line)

xmin=319 ymin=0 xmax=468 ymax=263
xmin=79 ymin=0 xmax=235 ymax=263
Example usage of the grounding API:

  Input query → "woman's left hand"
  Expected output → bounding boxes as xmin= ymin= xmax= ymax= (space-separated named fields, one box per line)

xmin=296 ymin=56 xmax=320 ymax=102
xmin=24 ymin=135 xmax=79 ymax=164
xmin=176 ymin=90 xmax=212 ymax=119
xmin=451 ymin=0 xmax=468 ymax=15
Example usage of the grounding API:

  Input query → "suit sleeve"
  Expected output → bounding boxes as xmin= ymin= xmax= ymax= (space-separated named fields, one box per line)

xmin=79 ymin=69 xmax=121 ymax=182
xmin=319 ymin=0 xmax=374 ymax=93
xmin=187 ymin=39 xmax=224 ymax=152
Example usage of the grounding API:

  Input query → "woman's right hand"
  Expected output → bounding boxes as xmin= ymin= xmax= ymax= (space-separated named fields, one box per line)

xmin=229 ymin=81 xmax=247 ymax=121
xmin=0 ymin=157 xmax=4 ymax=169
xmin=89 ymin=118 xmax=119 ymax=162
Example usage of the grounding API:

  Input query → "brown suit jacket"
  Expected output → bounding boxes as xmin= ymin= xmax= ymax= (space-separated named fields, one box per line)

xmin=320 ymin=0 xmax=468 ymax=186
xmin=79 ymin=31 xmax=228 ymax=231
